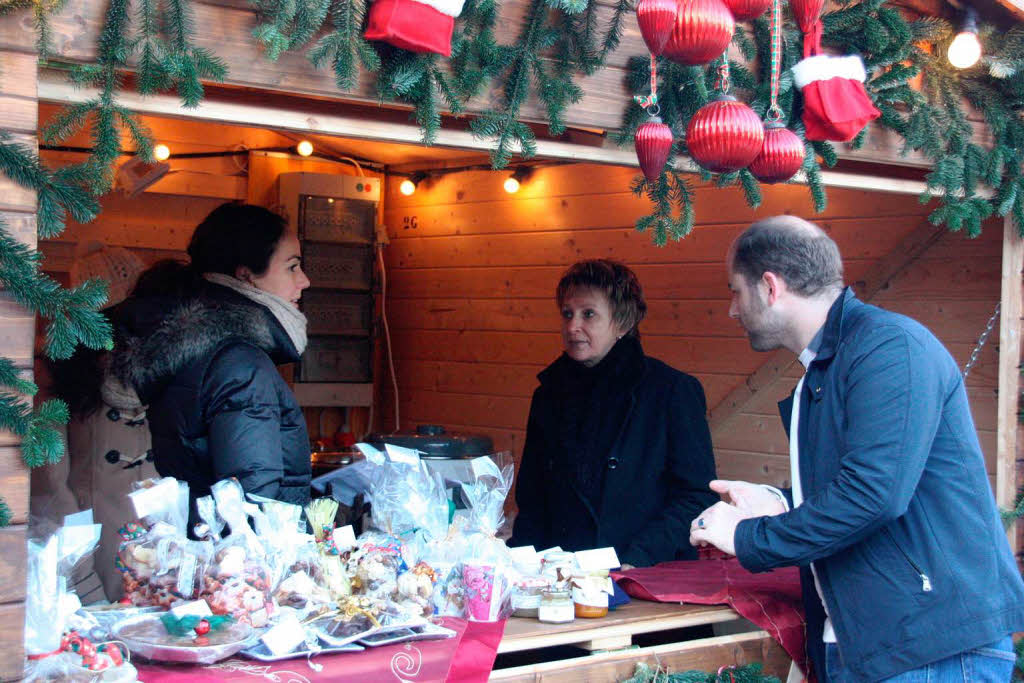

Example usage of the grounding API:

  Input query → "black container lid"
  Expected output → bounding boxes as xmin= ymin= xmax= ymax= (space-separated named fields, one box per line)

xmin=366 ymin=424 xmax=494 ymax=459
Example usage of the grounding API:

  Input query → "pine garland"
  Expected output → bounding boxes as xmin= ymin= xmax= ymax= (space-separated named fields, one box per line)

xmin=621 ymin=662 xmax=780 ymax=683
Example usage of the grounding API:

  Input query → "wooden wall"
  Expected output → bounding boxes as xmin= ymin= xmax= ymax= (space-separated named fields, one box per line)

xmin=0 ymin=42 xmax=38 ymax=682
xmin=379 ymin=162 xmax=1003 ymax=506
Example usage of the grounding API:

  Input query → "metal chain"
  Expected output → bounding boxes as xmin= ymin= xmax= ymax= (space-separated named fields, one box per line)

xmin=963 ymin=302 xmax=1001 ymax=378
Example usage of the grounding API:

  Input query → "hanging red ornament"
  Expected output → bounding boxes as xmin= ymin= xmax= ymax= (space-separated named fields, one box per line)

xmin=722 ymin=0 xmax=771 ymax=21
xmin=789 ymin=0 xmax=824 ymax=34
xmin=685 ymin=95 xmax=764 ymax=172
xmin=636 ymin=0 xmax=679 ymax=56
xmin=749 ymin=122 xmax=804 ymax=183
xmin=663 ymin=0 xmax=735 ymax=66
xmin=635 ymin=117 xmax=675 ymax=183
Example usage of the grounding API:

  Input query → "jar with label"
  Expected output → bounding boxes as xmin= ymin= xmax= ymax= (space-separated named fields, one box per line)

xmin=540 ymin=551 xmax=576 ymax=588
xmin=571 ymin=570 xmax=611 ymax=619
xmin=511 ymin=576 xmax=549 ymax=618
xmin=537 ymin=589 xmax=575 ymax=624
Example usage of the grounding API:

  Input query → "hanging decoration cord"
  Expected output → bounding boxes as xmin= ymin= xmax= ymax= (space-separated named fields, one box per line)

xmin=634 ymin=54 xmax=661 ymax=116
xmin=767 ymin=0 xmax=784 ymax=122
xmin=715 ymin=57 xmax=731 ymax=95
xmin=963 ymin=302 xmax=1000 ymax=378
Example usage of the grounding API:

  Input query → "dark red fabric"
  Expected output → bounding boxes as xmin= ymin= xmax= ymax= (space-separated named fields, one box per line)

xmin=612 ymin=559 xmax=808 ymax=675
xmin=133 ymin=617 xmax=505 ymax=682
xmin=364 ymin=0 xmax=455 ymax=56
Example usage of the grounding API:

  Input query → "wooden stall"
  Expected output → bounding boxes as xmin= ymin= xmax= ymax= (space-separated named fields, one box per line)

xmin=1 ymin=0 xmax=1022 ymax=678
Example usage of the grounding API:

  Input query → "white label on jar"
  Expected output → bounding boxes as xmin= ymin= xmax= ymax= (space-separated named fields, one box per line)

xmin=538 ymin=601 xmax=575 ymax=623
xmin=571 ymin=587 xmax=609 ymax=608
xmin=512 ymin=592 xmax=542 ymax=610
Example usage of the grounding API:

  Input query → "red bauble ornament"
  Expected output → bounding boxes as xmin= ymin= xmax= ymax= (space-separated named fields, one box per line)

xmin=663 ymin=0 xmax=734 ymax=66
xmin=636 ymin=0 xmax=679 ymax=56
xmin=195 ymin=619 xmax=211 ymax=636
xmin=789 ymin=0 xmax=824 ymax=33
xmin=685 ymin=96 xmax=764 ymax=172
xmin=749 ymin=122 xmax=805 ymax=183
xmin=723 ymin=0 xmax=771 ymax=21
xmin=635 ymin=118 xmax=675 ymax=183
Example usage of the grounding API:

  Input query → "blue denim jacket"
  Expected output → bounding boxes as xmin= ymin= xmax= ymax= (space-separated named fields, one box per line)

xmin=734 ymin=288 xmax=1024 ymax=681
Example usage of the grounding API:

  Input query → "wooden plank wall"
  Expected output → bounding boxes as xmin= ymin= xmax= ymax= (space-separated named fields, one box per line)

xmin=0 ymin=38 xmax=38 ymax=681
xmin=379 ymin=163 xmax=1003 ymax=508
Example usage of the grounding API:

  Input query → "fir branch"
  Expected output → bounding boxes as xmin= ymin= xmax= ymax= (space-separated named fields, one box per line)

xmin=308 ymin=0 xmax=380 ymax=91
xmin=0 ymin=497 xmax=9 ymax=527
xmin=631 ymin=155 xmax=695 ymax=246
xmin=470 ymin=0 xmax=549 ymax=167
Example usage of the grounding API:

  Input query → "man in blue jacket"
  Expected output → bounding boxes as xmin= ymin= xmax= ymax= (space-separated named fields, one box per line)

xmin=690 ymin=216 xmax=1024 ymax=682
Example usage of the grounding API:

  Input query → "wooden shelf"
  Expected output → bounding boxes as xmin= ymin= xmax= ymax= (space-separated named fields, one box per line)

xmin=292 ymin=382 xmax=373 ymax=407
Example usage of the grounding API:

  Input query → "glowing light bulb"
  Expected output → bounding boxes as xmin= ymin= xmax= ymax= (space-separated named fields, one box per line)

xmin=948 ymin=30 xmax=982 ymax=69
xmin=504 ymin=176 xmax=521 ymax=194
xmin=296 ymin=140 xmax=314 ymax=157
xmin=153 ymin=144 xmax=170 ymax=161
xmin=399 ymin=179 xmax=416 ymax=196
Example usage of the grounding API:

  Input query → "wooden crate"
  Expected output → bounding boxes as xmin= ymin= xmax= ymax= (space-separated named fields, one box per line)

xmin=302 ymin=290 xmax=373 ymax=336
xmin=299 ymin=195 xmax=376 ymax=244
xmin=298 ymin=335 xmax=373 ymax=382
xmin=302 ymin=243 xmax=374 ymax=291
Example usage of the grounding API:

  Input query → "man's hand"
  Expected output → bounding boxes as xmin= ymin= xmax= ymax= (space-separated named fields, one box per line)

xmin=710 ymin=479 xmax=787 ymax=516
xmin=689 ymin=501 xmax=748 ymax=556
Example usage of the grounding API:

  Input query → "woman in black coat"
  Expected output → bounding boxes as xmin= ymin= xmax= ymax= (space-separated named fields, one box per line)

xmin=112 ymin=203 xmax=312 ymax=525
xmin=509 ymin=259 xmax=718 ymax=567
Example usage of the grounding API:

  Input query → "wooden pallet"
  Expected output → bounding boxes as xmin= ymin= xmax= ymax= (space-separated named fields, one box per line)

xmin=492 ymin=602 xmax=792 ymax=682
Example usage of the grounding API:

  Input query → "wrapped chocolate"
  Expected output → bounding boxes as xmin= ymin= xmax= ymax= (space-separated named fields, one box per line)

xmin=200 ymin=538 xmax=274 ymax=627
xmin=305 ymin=497 xmax=353 ymax=601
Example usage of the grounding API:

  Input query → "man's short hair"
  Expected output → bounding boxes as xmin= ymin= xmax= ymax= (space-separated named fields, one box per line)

xmin=730 ymin=216 xmax=844 ymax=297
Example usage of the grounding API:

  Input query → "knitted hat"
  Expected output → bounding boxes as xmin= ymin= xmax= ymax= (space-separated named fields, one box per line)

xmin=70 ymin=244 xmax=146 ymax=307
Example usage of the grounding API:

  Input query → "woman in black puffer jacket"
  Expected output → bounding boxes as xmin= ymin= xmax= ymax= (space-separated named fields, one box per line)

xmin=112 ymin=203 xmax=312 ymax=527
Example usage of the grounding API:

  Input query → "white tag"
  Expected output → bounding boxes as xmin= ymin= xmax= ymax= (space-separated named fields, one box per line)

xmin=176 ymin=552 xmax=198 ymax=597
xmin=129 ymin=478 xmax=179 ymax=519
xmin=333 ymin=525 xmax=357 ymax=550
xmin=508 ymin=545 xmax=539 ymax=569
xmin=574 ymin=547 xmax=621 ymax=571
xmin=384 ymin=444 xmax=420 ymax=465
xmin=170 ymin=599 xmax=213 ymax=619
xmin=470 ymin=455 xmax=501 ymax=481
xmin=261 ymin=614 xmax=307 ymax=656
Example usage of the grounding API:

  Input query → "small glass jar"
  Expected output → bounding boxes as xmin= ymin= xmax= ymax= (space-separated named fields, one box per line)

xmin=571 ymin=570 xmax=611 ymax=619
xmin=540 ymin=551 xmax=575 ymax=588
xmin=537 ymin=589 xmax=575 ymax=624
xmin=511 ymin=578 xmax=549 ymax=618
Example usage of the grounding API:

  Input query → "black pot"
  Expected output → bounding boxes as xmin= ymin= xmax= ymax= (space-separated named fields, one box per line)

xmin=366 ymin=424 xmax=493 ymax=459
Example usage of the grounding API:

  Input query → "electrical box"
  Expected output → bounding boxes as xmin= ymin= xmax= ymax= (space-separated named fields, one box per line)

xmin=278 ymin=172 xmax=379 ymax=406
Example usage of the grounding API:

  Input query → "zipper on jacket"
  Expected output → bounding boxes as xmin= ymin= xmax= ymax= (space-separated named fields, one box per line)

xmin=883 ymin=528 xmax=932 ymax=592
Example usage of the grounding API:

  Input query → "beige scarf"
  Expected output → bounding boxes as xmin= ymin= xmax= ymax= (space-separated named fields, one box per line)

xmin=203 ymin=272 xmax=308 ymax=355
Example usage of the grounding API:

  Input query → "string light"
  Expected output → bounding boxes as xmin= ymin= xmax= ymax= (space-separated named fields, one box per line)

xmin=948 ymin=7 xmax=982 ymax=69
xmin=296 ymin=140 xmax=314 ymax=157
xmin=399 ymin=171 xmax=427 ymax=196
xmin=503 ymin=166 xmax=533 ymax=194
xmin=153 ymin=144 xmax=170 ymax=162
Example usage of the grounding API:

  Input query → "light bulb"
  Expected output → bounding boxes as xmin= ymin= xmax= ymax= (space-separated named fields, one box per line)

xmin=399 ymin=179 xmax=416 ymax=196
xmin=504 ymin=176 xmax=521 ymax=194
xmin=153 ymin=144 xmax=170 ymax=161
xmin=948 ymin=30 xmax=982 ymax=69
xmin=296 ymin=140 xmax=314 ymax=157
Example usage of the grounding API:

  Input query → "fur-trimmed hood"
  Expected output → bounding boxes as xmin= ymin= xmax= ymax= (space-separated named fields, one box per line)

xmin=112 ymin=287 xmax=299 ymax=403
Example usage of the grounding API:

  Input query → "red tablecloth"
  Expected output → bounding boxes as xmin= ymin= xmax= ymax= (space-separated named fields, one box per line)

xmin=133 ymin=617 xmax=506 ymax=683
xmin=613 ymin=559 xmax=807 ymax=674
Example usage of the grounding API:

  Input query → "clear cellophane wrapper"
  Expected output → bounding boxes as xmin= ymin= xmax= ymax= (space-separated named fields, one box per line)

xmin=364 ymin=446 xmax=449 ymax=541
